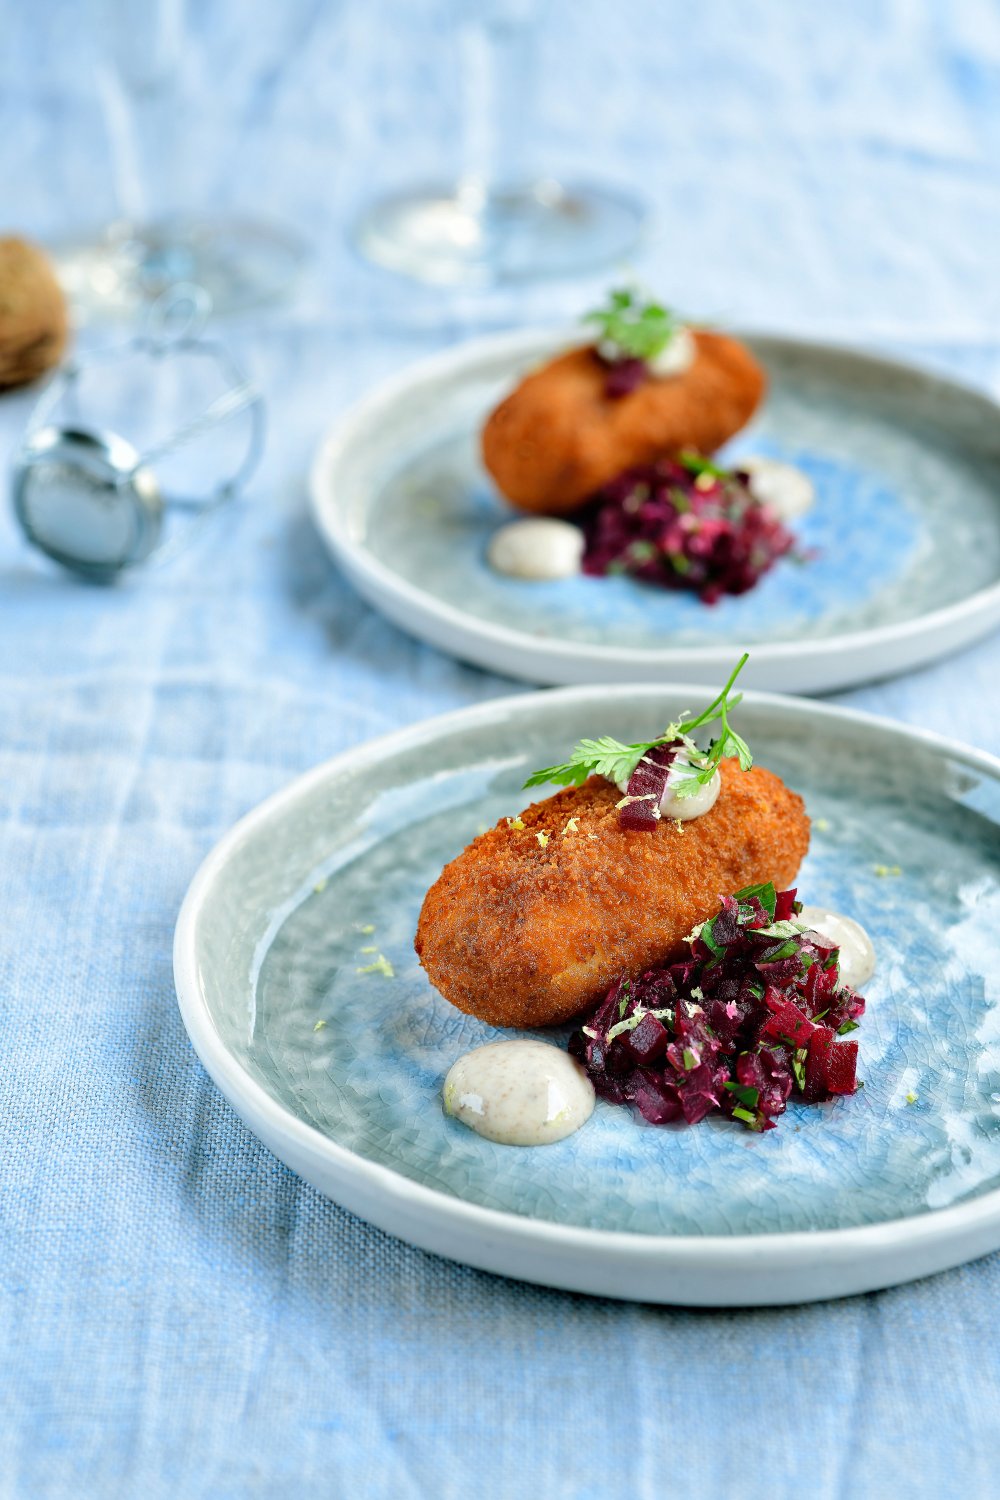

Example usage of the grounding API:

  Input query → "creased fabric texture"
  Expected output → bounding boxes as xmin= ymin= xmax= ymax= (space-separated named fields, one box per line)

xmin=2 ymin=1 xmax=1000 ymax=1496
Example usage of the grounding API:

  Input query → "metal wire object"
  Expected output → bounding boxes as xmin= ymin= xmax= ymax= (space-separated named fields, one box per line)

xmin=11 ymin=285 xmax=265 ymax=581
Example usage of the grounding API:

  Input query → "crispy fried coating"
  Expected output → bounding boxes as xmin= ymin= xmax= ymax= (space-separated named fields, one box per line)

xmin=481 ymin=331 xmax=766 ymax=515
xmin=415 ymin=759 xmax=809 ymax=1029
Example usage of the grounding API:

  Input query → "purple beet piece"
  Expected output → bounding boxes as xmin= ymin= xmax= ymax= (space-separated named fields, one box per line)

xmin=604 ymin=356 xmax=649 ymax=399
xmin=623 ymin=1011 xmax=671 ymax=1065
xmin=630 ymin=1067 xmax=683 ymax=1124
xmin=619 ymin=741 xmax=681 ymax=832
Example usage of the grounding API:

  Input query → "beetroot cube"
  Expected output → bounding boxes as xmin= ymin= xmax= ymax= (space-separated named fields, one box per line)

xmin=623 ymin=1012 xmax=670 ymax=1065
xmin=803 ymin=1027 xmax=836 ymax=1101
xmin=762 ymin=1000 xmax=815 ymax=1049
xmin=774 ymin=888 xmax=798 ymax=920
xmin=825 ymin=1039 xmax=858 ymax=1095
xmin=631 ymin=1068 xmax=683 ymax=1124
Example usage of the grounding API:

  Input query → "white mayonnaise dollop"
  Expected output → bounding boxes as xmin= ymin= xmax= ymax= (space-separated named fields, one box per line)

xmin=616 ymin=750 xmax=721 ymax=822
xmin=658 ymin=756 xmax=721 ymax=820
xmin=443 ymin=1040 xmax=595 ymax=1146
xmin=739 ymin=456 xmax=815 ymax=520
xmin=647 ymin=326 xmax=696 ymax=378
xmin=796 ymin=905 xmax=876 ymax=990
xmin=487 ymin=518 xmax=585 ymax=581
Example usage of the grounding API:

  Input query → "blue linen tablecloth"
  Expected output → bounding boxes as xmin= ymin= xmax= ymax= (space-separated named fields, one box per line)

xmin=3 ymin=1 xmax=1000 ymax=1494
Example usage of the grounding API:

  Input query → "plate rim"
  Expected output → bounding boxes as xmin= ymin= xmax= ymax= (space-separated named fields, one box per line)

xmin=174 ymin=685 xmax=1000 ymax=1299
xmin=308 ymin=324 xmax=1000 ymax=690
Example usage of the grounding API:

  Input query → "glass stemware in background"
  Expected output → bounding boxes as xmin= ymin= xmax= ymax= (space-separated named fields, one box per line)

xmin=56 ymin=0 xmax=307 ymax=320
xmin=354 ymin=0 xmax=647 ymax=286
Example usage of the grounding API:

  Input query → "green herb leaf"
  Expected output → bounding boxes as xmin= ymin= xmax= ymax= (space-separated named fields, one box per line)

xmin=723 ymin=1081 xmax=760 ymax=1109
xmin=682 ymin=1048 xmax=697 ymax=1071
xmin=759 ymin=939 xmax=800 ymax=963
xmin=792 ymin=1048 xmax=808 ymax=1091
xmin=677 ymin=450 xmax=730 ymax=480
xmin=733 ymin=881 xmax=778 ymax=920
xmin=752 ymin=919 xmax=804 ymax=941
xmin=698 ymin=916 xmax=725 ymax=957
xmin=524 ymin=654 xmax=753 ymax=797
xmin=732 ymin=1106 xmax=759 ymax=1126
xmin=837 ymin=1019 xmax=860 ymax=1035
xmin=582 ymin=286 xmax=681 ymax=362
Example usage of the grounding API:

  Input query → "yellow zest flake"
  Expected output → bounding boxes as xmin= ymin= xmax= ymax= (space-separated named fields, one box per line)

xmin=313 ymin=1019 xmax=327 ymax=1032
xmin=357 ymin=954 xmax=395 ymax=978
xmin=536 ymin=830 xmax=550 ymax=848
xmin=673 ymin=819 xmax=685 ymax=835
xmin=874 ymin=864 xmax=902 ymax=877
xmin=905 ymin=1091 xmax=918 ymax=1105
xmin=359 ymin=945 xmax=378 ymax=954
xmin=507 ymin=816 xmax=525 ymax=831
xmin=694 ymin=471 xmax=715 ymax=491
xmin=313 ymin=877 xmax=328 ymax=893
xmin=814 ymin=818 xmax=830 ymax=833
xmin=562 ymin=817 xmax=579 ymax=835
xmin=587 ymin=832 xmax=600 ymax=841
xmin=355 ymin=922 xmax=376 ymax=934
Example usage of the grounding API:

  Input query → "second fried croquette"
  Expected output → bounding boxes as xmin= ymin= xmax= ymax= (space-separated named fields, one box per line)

xmin=481 ymin=330 xmax=766 ymax=516
xmin=415 ymin=758 xmax=810 ymax=1028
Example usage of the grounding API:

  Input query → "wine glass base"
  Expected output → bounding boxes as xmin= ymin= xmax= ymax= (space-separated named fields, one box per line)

xmin=353 ymin=179 xmax=647 ymax=286
xmin=55 ymin=216 xmax=308 ymax=320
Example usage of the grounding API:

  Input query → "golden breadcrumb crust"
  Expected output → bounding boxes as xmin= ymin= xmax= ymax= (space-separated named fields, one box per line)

xmin=481 ymin=331 xmax=766 ymax=515
xmin=415 ymin=759 xmax=809 ymax=1028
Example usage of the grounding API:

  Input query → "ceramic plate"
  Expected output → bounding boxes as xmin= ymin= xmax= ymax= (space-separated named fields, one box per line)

xmin=174 ymin=688 xmax=1000 ymax=1305
xmin=309 ymin=328 xmax=1000 ymax=691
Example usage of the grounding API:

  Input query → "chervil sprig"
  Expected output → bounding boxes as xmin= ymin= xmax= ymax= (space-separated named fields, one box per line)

xmin=523 ymin=654 xmax=753 ymax=797
xmin=582 ymin=287 xmax=681 ymax=363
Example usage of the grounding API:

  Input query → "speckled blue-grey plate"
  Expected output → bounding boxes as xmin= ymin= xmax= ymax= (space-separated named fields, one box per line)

xmin=310 ymin=328 xmax=1000 ymax=691
xmin=174 ymin=688 xmax=1000 ymax=1305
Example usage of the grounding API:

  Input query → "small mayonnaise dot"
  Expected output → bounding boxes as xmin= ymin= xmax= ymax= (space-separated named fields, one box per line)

xmin=740 ymin=456 xmax=815 ymax=521
xmin=648 ymin=327 xmax=696 ymax=378
xmin=487 ymin=518 xmax=585 ymax=581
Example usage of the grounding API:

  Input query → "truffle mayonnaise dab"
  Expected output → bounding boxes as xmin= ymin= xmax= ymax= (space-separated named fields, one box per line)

xmin=487 ymin=517 xmax=584 ymax=581
xmin=617 ymin=750 xmax=721 ymax=822
xmin=739 ymin=456 xmax=815 ymax=521
xmin=443 ymin=1040 xmax=595 ymax=1146
xmin=796 ymin=905 xmax=876 ymax=990
xmin=647 ymin=325 xmax=696 ymax=378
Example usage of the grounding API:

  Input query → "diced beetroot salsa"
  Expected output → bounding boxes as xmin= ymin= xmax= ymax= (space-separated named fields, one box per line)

xmin=568 ymin=883 xmax=865 ymax=1133
xmin=579 ymin=456 xmax=797 ymax=604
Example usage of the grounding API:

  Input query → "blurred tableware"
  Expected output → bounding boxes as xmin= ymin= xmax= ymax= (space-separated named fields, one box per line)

xmin=55 ymin=0 xmax=306 ymax=320
xmin=173 ymin=686 xmax=1000 ymax=1304
xmin=12 ymin=287 xmax=264 ymax=580
xmin=309 ymin=325 xmax=1000 ymax=690
xmin=353 ymin=0 xmax=646 ymax=285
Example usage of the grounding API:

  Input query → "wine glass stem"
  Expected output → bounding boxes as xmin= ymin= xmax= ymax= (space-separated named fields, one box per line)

xmin=458 ymin=8 xmax=537 ymax=208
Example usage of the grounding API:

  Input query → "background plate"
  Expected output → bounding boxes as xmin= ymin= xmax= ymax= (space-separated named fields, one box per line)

xmin=310 ymin=328 xmax=1000 ymax=691
xmin=175 ymin=688 xmax=1000 ymax=1305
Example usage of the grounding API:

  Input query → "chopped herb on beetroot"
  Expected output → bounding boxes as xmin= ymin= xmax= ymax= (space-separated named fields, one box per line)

xmin=568 ymin=883 xmax=866 ymax=1132
xmin=579 ymin=454 xmax=798 ymax=603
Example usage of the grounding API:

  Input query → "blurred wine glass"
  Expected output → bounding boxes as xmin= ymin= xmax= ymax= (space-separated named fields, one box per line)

xmin=57 ymin=0 xmax=307 ymax=320
xmin=354 ymin=0 xmax=647 ymax=285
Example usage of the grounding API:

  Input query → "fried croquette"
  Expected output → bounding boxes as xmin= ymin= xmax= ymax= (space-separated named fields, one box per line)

xmin=481 ymin=331 xmax=766 ymax=516
xmin=415 ymin=758 xmax=809 ymax=1028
